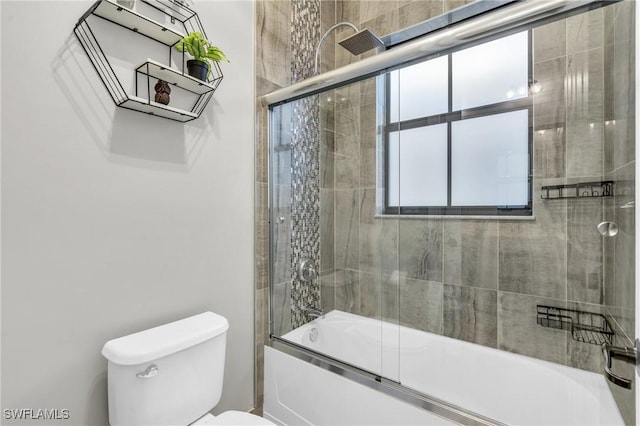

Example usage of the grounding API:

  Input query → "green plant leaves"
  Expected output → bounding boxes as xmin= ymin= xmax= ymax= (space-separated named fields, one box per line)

xmin=206 ymin=46 xmax=229 ymax=63
xmin=174 ymin=32 xmax=228 ymax=63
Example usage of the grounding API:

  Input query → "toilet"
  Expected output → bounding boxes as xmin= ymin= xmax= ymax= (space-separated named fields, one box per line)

xmin=102 ymin=312 xmax=275 ymax=426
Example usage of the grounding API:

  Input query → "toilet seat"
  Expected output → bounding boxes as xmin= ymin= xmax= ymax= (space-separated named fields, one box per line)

xmin=193 ymin=411 xmax=275 ymax=426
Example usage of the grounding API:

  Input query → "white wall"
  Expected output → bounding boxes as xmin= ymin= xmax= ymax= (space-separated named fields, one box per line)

xmin=0 ymin=1 xmax=255 ymax=424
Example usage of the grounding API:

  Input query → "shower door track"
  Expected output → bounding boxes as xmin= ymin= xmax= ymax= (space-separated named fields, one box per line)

xmin=269 ymin=338 xmax=506 ymax=426
xmin=261 ymin=0 xmax=616 ymax=108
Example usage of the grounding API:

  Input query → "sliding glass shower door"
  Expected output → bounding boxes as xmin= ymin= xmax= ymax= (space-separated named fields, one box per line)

xmin=267 ymin=1 xmax=636 ymax=423
xmin=269 ymin=76 xmax=402 ymax=382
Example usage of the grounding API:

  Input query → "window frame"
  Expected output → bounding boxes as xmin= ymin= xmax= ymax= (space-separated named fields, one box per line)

xmin=383 ymin=31 xmax=534 ymax=217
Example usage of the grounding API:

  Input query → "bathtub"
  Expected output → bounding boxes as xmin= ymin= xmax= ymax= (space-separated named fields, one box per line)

xmin=264 ymin=310 xmax=624 ymax=425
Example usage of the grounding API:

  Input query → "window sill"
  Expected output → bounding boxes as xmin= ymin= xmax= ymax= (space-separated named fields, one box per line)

xmin=374 ymin=214 xmax=535 ymax=221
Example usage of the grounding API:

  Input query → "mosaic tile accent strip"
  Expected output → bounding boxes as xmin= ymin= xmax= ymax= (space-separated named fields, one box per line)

xmin=289 ymin=0 xmax=321 ymax=328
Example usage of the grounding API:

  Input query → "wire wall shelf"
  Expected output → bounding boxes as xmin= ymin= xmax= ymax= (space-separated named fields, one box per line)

xmin=536 ymin=305 xmax=614 ymax=345
xmin=540 ymin=181 xmax=614 ymax=200
xmin=74 ymin=0 xmax=222 ymax=122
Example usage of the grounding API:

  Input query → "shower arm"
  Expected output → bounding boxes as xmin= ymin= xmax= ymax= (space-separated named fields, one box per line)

xmin=314 ymin=22 xmax=359 ymax=75
xmin=263 ymin=0 xmax=607 ymax=107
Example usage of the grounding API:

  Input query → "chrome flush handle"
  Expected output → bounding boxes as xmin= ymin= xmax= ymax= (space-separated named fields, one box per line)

xmin=136 ymin=364 xmax=159 ymax=379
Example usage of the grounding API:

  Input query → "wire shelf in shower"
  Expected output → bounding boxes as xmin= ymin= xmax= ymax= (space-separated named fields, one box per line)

xmin=540 ymin=181 xmax=614 ymax=200
xmin=536 ymin=305 xmax=614 ymax=345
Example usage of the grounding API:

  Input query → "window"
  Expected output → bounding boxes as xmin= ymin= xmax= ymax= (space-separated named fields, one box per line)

xmin=384 ymin=31 xmax=532 ymax=216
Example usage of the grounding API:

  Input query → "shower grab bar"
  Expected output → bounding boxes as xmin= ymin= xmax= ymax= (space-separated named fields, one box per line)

xmin=601 ymin=343 xmax=637 ymax=389
xmin=261 ymin=0 xmax=612 ymax=107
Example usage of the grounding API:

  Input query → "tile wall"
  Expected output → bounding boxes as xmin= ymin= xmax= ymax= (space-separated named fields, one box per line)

xmin=256 ymin=0 xmax=636 ymax=422
xmin=254 ymin=0 xmax=335 ymax=410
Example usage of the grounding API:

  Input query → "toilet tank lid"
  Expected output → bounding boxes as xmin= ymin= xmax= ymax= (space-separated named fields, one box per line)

xmin=102 ymin=312 xmax=229 ymax=365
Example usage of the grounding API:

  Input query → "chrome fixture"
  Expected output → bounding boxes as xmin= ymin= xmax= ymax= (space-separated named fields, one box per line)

xmin=263 ymin=0 xmax=605 ymax=106
xmin=303 ymin=307 xmax=325 ymax=320
xmin=298 ymin=259 xmax=318 ymax=282
xmin=620 ymin=201 xmax=635 ymax=209
xmin=597 ymin=221 xmax=619 ymax=237
xmin=528 ymin=79 xmax=542 ymax=94
xmin=339 ymin=28 xmax=385 ymax=55
xmin=601 ymin=343 xmax=638 ymax=389
xmin=313 ymin=22 xmax=384 ymax=75
xmin=309 ymin=327 xmax=319 ymax=342
xmin=136 ymin=364 xmax=159 ymax=379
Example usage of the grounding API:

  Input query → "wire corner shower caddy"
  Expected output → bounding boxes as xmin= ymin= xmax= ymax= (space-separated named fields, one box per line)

xmin=74 ymin=0 xmax=223 ymax=122
xmin=536 ymin=305 xmax=614 ymax=345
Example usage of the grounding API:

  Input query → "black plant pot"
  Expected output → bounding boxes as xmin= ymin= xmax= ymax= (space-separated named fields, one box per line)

xmin=186 ymin=60 xmax=209 ymax=82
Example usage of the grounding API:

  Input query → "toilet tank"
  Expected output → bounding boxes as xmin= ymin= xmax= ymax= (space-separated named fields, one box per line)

xmin=102 ymin=312 xmax=229 ymax=426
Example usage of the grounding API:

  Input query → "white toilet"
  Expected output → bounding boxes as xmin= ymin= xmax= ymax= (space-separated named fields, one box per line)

xmin=102 ymin=312 xmax=275 ymax=426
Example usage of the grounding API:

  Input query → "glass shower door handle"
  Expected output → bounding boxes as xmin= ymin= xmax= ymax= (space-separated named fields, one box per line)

xmin=601 ymin=343 xmax=637 ymax=389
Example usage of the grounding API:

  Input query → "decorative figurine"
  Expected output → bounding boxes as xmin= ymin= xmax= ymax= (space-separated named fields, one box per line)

xmin=154 ymin=79 xmax=171 ymax=105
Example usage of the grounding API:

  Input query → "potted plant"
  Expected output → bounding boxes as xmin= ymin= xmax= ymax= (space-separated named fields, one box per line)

xmin=175 ymin=32 xmax=228 ymax=82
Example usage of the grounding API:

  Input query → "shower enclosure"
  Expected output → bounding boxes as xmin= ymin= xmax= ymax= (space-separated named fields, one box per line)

xmin=264 ymin=0 xmax=636 ymax=424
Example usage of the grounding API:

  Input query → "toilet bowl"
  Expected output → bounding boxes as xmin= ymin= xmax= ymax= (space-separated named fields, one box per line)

xmin=102 ymin=312 xmax=275 ymax=426
xmin=193 ymin=412 xmax=274 ymax=425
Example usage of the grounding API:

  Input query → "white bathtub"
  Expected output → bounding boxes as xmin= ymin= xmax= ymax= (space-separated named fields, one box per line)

xmin=265 ymin=310 xmax=624 ymax=425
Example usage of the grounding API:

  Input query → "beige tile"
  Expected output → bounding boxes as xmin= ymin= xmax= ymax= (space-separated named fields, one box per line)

xmin=566 ymin=196 xmax=603 ymax=305
xmin=399 ymin=1 xmax=444 ymax=29
xmin=360 ymin=0 xmax=397 ymax=24
xmin=444 ymin=0 xmax=474 ymax=13
xmin=359 ymin=109 xmax=378 ymax=189
xmin=399 ymin=218 xmax=443 ymax=282
xmin=335 ymin=189 xmax=360 ymax=270
xmin=255 ymin=105 xmax=269 ymax=184
xmin=604 ymin=39 xmax=635 ymax=172
xmin=443 ymin=220 xmax=498 ymax=289
xmin=359 ymin=270 xmax=400 ymax=322
xmin=272 ymin=184 xmax=292 ymax=285
xmin=321 ymin=269 xmax=337 ymax=312
xmin=320 ymin=135 xmax=335 ymax=189
xmin=498 ymin=292 xmax=568 ymax=365
xmin=335 ymin=107 xmax=361 ymax=158
xmin=534 ymin=126 xmax=565 ymax=179
xmin=255 ymin=286 xmax=269 ymax=407
xmin=566 ymin=8 xmax=603 ymax=54
xmin=361 ymin=8 xmax=400 ymax=38
xmin=610 ymin=163 xmax=635 ymax=312
xmin=499 ymin=178 xmax=567 ymax=299
xmin=336 ymin=269 xmax=361 ymax=314
xmin=444 ymin=285 xmax=497 ymax=348
xmin=320 ymin=189 xmax=335 ymax=272
xmin=256 ymin=0 xmax=292 ymax=86
xmin=534 ymin=19 xmax=566 ymax=62
xmin=359 ymin=189 xmax=399 ymax=275
xmin=533 ymin=57 xmax=566 ymax=131
xmin=566 ymin=122 xmax=603 ymax=178
xmin=400 ymin=278 xmax=443 ymax=333
xmin=272 ymin=281 xmax=292 ymax=336
xmin=565 ymin=302 xmax=608 ymax=373
xmin=337 ymin=0 xmax=360 ymax=27
xmin=612 ymin=0 xmax=635 ymax=45
xmin=255 ymin=183 xmax=269 ymax=290
xmin=334 ymin=81 xmax=362 ymax=112
xmin=566 ymin=49 xmax=604 ymax=125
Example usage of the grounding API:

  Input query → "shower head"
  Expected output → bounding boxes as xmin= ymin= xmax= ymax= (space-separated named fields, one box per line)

xmin=338 ymin=28 xmax=385 ymax=56
xmin=314 ymin=22 xmax=385 ymax=75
